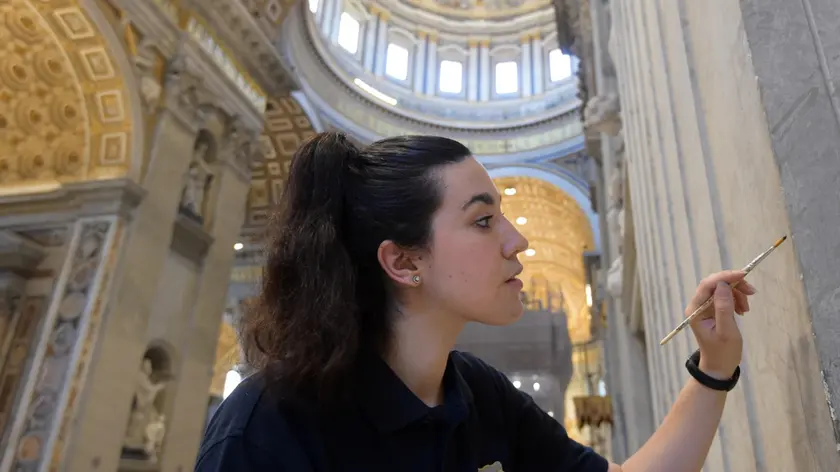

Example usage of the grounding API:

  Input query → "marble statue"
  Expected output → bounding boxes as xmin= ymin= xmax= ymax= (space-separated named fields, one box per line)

xmin=134 ymin=40 xmax=162 ymax=111
xmin=144 ymin=413 xmax=167 ymax=462
xmin=606 ymin=256 xmax=623 ymax=298
xmin=181 ymin=142 xmax=214 ymax=218
xmin=123 ymin=359 xmax=167 ymax=453
xmin=584 ymin=93 xmax=622 ymax=136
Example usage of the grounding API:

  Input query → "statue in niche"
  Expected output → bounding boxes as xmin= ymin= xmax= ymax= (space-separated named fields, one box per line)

xmin=123 ymin=359 xmax=168 ymax=456
xmin=180 ymin=139 xmax=214 ymax=221
xmin=144 ymin=413 xmax=167 ymax=462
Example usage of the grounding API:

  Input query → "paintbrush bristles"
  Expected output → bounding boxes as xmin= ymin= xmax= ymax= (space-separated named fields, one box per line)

xmin=773 ymin=235 xmax=787 ymax=248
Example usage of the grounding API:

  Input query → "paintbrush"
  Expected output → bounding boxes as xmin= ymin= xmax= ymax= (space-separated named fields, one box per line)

xmin=659 ymin=236 xmax=787 ymax=346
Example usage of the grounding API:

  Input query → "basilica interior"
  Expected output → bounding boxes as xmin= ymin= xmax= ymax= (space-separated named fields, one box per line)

xmin=1 ymin=0 xmax=840 ymax=471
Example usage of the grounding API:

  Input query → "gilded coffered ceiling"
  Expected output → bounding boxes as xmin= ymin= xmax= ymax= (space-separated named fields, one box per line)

xmin=493 ymin=175 xmax=594 ymax=343
xmin=394 ymin=0 xmax=551 ymax=20
xmin=0 ymin=0 xmax=135 ymax=193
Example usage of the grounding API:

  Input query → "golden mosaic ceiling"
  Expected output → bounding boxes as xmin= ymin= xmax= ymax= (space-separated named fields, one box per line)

xmin=398 ymin=0 xmax=552 ymax=20
xmin=493 ymin=175 xmax=594 ymax=342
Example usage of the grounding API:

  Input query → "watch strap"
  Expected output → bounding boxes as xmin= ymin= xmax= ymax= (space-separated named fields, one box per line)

xmin=685 ymin=350 xmax=740 ymax=392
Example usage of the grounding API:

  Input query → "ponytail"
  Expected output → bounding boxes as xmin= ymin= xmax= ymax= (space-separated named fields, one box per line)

xmin=242 ymin=131 xmax=471 ymax=406
xmin=241 ymin=132 xmax=360 ymax=403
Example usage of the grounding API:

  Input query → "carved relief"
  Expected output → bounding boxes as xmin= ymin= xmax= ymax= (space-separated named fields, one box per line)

xmin=583 ymin=93 xmax=622 ymax=136
xmin=0 ymin=1 xmax=133 ymax=188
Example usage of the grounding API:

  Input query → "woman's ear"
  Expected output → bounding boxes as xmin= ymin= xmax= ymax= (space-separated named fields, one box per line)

xmin=377 ymin=240 xmax=421 ymax=287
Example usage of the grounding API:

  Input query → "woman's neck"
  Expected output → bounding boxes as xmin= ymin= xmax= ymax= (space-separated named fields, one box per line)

xmin=383 ymin=308 xmax=464 ymax=407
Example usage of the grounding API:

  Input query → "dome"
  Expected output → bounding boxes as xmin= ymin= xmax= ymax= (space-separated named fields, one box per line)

xmin=280 ymin=0 xmax=582 ymax=158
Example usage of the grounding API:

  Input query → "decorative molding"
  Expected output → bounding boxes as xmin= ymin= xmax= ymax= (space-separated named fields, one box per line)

xmin=197 ymin=0 xmax=296 ymax=96
xmin=0 ymin=179 xmax=146 ymax=228
xmin=2 ymin=217 xmax=123 ymax=472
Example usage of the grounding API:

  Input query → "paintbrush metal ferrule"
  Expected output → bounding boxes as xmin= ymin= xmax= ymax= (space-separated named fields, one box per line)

xmin=659 ymin=236 xmax=787 ymax=346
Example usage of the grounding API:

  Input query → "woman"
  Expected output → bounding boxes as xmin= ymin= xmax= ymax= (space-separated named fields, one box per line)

xmin=196 ymin=132 xmax=754 ymax=471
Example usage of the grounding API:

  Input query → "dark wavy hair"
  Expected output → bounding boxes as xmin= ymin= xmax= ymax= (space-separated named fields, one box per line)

xmin=241 ymin=132 xmax=471 ymax=404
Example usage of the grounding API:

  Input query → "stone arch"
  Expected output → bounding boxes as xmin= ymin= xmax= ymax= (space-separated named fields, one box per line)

xmin=0 ymin=0 xmax=140 ymax=190
xmin=487 ymin=165 xmax=600 ymax=250
xmin=489 ymin=168 xmax=596 ymax=343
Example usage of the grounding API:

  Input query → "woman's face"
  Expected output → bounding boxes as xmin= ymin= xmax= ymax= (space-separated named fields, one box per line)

xmin=419 ymin=157 xmax=529 ymax=326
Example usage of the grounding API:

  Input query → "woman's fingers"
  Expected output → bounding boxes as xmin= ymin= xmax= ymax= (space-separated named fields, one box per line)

xmin=732 ymin=287 xmax=750 ymax=314
xmin=688 ymin=271 xmax=746 ymax=312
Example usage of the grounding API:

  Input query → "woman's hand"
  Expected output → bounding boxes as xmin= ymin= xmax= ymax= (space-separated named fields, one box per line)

xmin=687 ymin=270 xmax=756 ymax=380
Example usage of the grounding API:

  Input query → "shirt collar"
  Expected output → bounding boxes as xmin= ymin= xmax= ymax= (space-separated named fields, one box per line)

xmin=357 ymin=350 xmax=473 ymax=433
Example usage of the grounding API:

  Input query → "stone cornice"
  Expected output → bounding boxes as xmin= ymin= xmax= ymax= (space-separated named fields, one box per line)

xmin=0 ymin=232 xmax=46 ymax=274
xmin=0 ymin=179 xmax=146 ymax=227
xmin=194 ymin=0 xmax=295 ymax=96
xmin=111 ymin=0 xmax=181 ymax=56
xmin=374 ymin=0 xmax=556 ymax=32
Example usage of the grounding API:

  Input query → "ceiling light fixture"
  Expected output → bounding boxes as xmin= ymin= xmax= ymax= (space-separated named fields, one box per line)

xmin=513 ymin=380 xmax=521 ymax=389
xmin=504 ymin=187 xmax=517 ymax=196
xmin=233 ymin=243 xmax=244 ymax=251
xmin=525 ymin=248 xmax=536 ymax=257
xmin=515 ymin=216 xmax=527 ymax=225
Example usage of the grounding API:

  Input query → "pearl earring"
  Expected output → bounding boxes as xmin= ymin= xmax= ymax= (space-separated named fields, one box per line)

xmin=411 ymin=275 xmax=421 ymax=285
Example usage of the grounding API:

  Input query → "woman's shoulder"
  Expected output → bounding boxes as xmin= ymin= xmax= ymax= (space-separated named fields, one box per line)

xmin=195 ymin=372 xmax=315 ymax=471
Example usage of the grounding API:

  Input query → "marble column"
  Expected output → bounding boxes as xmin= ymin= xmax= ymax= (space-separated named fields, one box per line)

xmin=328 ymin=0 xmax=343 ymax=43
xmin=314 ymin=0 xmax=327 ymax=25
xmin=424 ymin=33 xmax=438 ymax=95
xmin=362 ymin=6 xmax=378 ymax=72
xmin=373 ymin=11 xmax=390 ymax=77
xmin=531 ymin=33 xmax=544 ymax=95
xmin=413 ymin=31 xmax=428 ymax=94
xmin=520 ymin=34 xmax=533 ymax=97
xmin=159 ymin=130 xmax=253 ymax=471
xmin=479 ymin=40 xmax=491 ymax=101
xmin=467 ymin=39 xmax=479 ymax=102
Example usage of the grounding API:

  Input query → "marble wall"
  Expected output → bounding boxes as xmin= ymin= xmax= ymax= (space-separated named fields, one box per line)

xmin=607 ymin=0 xmax=840 ymax=470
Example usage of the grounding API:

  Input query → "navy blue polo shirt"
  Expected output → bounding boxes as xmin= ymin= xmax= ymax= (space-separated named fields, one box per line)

xmin=195 ymin=350 xmax=609 ymax=471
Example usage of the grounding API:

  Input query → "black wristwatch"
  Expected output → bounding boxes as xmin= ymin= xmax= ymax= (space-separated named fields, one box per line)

xmin=685 ymin=350 xmax=740 ymax=392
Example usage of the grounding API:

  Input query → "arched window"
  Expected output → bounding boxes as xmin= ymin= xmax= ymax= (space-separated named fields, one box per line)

xmin=495 ymin=61 xmax=519 ymax=94
xmin=549 ymin=49 xmax=573 ymax=82
xmin=308 ymin=0 xmax=319 ymax=13
xmin=385 ymin=43 xmax=409 ymax=81
xmin=439 ymin=60 xmax=463 ymax=94
xmin=337 ymin=13 xmax=360 ymax=54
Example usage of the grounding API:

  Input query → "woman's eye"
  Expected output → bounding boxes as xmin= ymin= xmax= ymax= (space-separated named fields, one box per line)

xmin=475 ymin=216 xmax=492 ymax=228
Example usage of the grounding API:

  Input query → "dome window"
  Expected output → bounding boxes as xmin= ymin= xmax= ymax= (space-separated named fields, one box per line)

xmin=495 ymin=61 xmax=519 ymax=95
xmin=549 ymin=49 xmax=573 ymax=82
xmin=439 ymin=60 xmax=463 ymax=94
xmin=337 ymin=13 xmax=360 ymax=54
xmin=385 ymin=43 xmax=409 ymax=81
